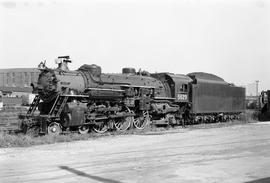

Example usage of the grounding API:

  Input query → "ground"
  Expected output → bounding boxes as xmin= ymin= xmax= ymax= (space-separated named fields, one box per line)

xmin=0 ymin=122 xmax=270 ymax=183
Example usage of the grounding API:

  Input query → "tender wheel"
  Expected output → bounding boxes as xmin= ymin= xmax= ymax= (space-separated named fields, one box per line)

xmin=114 ymin=116 xmax=132 ymax=131
xmin=134 ymin=111 xmax=150 ymax=130
xmin=92 ymin=121 xmax=108 ymax=133
xmin=78 ymin=125 xmax=89 ymax=134
xmin=48 ymin=122 xmax=62 ymax=135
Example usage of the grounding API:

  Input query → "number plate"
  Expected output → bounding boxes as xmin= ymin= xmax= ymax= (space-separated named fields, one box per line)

xmin=177 ymin=93 xmax=188 ymax=101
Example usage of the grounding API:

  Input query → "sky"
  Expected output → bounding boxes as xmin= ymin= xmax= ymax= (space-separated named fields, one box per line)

xmin=0 ymin=0 xmax=269 ymax=91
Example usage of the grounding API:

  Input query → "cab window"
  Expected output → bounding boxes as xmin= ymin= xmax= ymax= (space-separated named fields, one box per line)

xmin=180 ymin=84 xmax=188 ymax=92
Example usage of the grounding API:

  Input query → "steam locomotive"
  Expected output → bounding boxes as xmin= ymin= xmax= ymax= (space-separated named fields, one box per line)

xmin=258 ymin=90 xmax=270 ymax=121
xmin=20 ymin=56 xmax=245 ymax=135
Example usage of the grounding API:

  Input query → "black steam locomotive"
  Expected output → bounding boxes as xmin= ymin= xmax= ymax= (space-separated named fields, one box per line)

xmin=20 ymin=56 xmax=245 ymax=135
xmin=258 ymin=90 xmax=270 ymax=121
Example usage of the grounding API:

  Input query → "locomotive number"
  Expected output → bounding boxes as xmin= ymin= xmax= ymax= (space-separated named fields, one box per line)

xmin=177 ymin=93 xmax=188 ymax=101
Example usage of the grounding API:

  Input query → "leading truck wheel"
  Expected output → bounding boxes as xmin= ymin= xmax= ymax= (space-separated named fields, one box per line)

xmin=48 ymin=122 xmax=62 ymax=135
xmin=26 ymin=125 xmax=40 ymax=136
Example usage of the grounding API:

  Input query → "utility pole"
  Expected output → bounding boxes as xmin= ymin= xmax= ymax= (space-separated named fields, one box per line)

xmin=255 ymin=80 xmax=259 ymax=96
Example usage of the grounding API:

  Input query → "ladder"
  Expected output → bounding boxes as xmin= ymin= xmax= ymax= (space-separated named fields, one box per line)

xmin=27 ymin=95 xmax=40 ymax=115
xmin=49 ymin=95 xmax=69 ymax=117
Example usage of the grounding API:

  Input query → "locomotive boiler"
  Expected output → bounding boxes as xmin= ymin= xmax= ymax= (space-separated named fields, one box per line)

xmin=20 ymin=56 xmax=246 ymax=135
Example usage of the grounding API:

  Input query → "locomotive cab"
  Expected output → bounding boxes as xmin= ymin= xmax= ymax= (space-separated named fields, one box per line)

xmin=151 ymin=73 xmax=192 ymax=103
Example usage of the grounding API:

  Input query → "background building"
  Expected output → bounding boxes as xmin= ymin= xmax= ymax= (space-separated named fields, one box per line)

xmin=0 ymin=68 xmax=40 ymax=94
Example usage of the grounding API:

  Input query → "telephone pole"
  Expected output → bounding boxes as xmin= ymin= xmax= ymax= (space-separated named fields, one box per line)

xmin=255 ymin=80 xmax=259 ymax=96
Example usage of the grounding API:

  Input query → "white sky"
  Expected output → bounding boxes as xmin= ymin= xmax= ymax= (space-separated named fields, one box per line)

xmin=0 ymin=0 xmax=269 ymax=90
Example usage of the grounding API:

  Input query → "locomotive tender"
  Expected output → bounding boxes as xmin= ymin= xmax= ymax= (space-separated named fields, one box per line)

xmin=20 ymin=56 xmax=245 ymax=135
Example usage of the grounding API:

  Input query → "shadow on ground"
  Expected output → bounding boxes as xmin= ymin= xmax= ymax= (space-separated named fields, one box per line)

xmin=246 ymin=177 xmax=270 ymax=183
xmin=59 ymin=165 xmax=123 ymax=183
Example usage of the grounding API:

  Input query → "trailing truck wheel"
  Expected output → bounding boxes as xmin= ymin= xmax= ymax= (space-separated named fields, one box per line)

xmin=92 ymin=121 xmax=108 ymax=133
xmin=114 ymin=106 xmax=132 ymax=132
xmin=114 ymin=116 xmax=132 ymax=131
xmin=48 ymin=122 xmax=62 ymax=135
xmin=78 ymin=125 xmax=89 ymax=134
xmin=133 ymin=111 xmax=150 ymax=130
